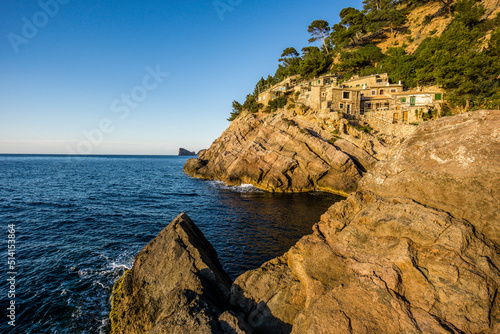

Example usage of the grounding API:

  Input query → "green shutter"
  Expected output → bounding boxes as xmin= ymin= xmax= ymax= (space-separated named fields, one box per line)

xmin=401 ymin=97 xmax=406 ymax=103
xmin=410 ymin=96 xmax=416 ymax=106
xmin=435 ymin=93 xmax=442 ymax=100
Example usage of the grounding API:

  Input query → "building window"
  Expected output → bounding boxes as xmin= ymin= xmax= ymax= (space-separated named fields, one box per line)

xmin=343 ymin=92 xmax=350 ymax=99
xmin=380 ymin=89 xmax=384 ymax=95
xmin=401 ymin=97 xmax=406 ymax=103
xmin=393 ymin=113 xmax=399 ymax=124
xmin=390 ymin=88 xmax=396 ymax=93
xmin=371 ymin=90 xmax=376 ymax=95
xmin=410 ymin=96 xmax=416 ymax=106
xmin=356 ymin=84 xmax=360 ymax=87
xmin=318 ymin=80 xmax=321 ymax=84
xmin=435 ymin=93 xmax=442 ymax=100
xmin=340 ymin=103 xmax=344 ymax=109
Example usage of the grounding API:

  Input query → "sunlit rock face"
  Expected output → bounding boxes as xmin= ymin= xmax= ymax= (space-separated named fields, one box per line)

xmin=184 ymin=109 xmax=391 ymax=196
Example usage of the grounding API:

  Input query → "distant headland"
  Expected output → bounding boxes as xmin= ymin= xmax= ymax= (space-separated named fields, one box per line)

xmin=178 ymin=148 xmax=197 ymax=156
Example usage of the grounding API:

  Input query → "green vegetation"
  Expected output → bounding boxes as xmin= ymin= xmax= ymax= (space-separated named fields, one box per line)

xmin=227 ymin=100 xmax=243 ymax=121
xmin=228 ymin=0 xmax=499 ymax=121
xmin=328 ymin=132 xmax=343 ymax=145
xmin=351 ymin=123 xmax=374 ymax=133
xmin=266 ymin=96 xmax=288 ymax=113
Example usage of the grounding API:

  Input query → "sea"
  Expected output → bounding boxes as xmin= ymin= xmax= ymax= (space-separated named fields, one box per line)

xmin=0 ymin=155 xmax=344 ymax=333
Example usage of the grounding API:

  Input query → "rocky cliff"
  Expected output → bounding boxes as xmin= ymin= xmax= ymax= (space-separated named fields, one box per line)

xmin=185 ymin=108 xmax=391 ymax=195
xmin=111 ymin=110 xmax=500 ymax=333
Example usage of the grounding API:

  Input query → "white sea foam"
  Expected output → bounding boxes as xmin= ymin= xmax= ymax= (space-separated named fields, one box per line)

xmin=108 ymin=261 xmax=132 ymax=271
xmin=208 ymin=180 xmax=263 ymax=193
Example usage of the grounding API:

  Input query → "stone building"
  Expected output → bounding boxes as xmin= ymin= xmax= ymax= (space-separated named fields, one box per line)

xmin=362 ymin=90 xmax=444 ymax=124
xmin=258 ymin=75 xmax=300 ymax=105
xmin=258 ymin=73 xmax=444 ymax=125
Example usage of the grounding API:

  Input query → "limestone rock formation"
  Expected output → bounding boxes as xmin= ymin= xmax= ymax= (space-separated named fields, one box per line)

xmin=178 ymin=148 xmax=197 ymax=156
xmin=110 ymin=213 xmax=247 ymax=334
xmin=185 ymin=110 xmax=389 ymax=195
xmin=361 ymin=110 xmax=500 ymax=247
xmin=230 ymin=110 xmax=500 ymax=333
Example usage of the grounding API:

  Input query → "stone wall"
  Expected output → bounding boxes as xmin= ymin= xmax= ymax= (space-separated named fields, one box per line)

xmin=361 ymin=113 xmax=418 ymax=138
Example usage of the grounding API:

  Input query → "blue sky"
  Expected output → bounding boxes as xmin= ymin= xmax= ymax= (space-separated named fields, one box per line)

xmin=0 ymin=0 xmax=362 ymax=155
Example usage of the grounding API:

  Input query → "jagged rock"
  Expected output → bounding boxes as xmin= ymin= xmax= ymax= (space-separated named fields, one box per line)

xmin=110 ymin=213 xmax=235 ymax=334
xmin=184 ymin=111 xmax=387 ymax=195
xmin=178 ymin=148 xmax=197 ymax=156
xmin=229 ymin=110 xmax=500 ymax=333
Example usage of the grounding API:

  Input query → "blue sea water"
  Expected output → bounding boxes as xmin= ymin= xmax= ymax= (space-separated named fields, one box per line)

xmin=0 ymin=155 xmax=344 ymax=333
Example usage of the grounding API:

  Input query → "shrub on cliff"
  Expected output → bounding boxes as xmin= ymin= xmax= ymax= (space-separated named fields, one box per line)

xmin=227 ymin=100 xmax=243 ymax=121
xmin=267 ymin=96 xmax=288 ymax=112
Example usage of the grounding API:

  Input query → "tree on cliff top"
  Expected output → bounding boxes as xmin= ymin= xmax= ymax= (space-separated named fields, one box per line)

xmin=227 ymin=100 xmax=243 ymax=121
xmin=308 ymin=20 xmax=331 ymax=53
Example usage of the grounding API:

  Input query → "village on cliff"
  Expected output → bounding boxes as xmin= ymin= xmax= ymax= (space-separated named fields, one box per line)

xmin=258 ymin=72 xmax=445 ymax=132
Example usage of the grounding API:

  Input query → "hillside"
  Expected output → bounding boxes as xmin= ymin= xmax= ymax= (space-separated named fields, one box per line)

xmin=229 ymin=0 xmax=499 ymax=119
xmin=374 ymin=0 xmax=500 ymax=52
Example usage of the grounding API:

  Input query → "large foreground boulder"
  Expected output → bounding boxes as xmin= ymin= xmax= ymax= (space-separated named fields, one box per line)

xmin=361 ymin=110 xmax=500 ymax=247
xmin=110 ymin=213 xmax=247 ymax=334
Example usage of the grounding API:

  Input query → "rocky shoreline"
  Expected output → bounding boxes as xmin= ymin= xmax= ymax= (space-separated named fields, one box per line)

xmin=111 ymin=110 xmax=500 ymax=333
xmin=184 ymin=108 xmax=392 ymax=196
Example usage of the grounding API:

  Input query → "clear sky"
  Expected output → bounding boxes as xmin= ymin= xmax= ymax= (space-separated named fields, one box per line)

xmin=0 ymin=0 xmax=362 ymax=155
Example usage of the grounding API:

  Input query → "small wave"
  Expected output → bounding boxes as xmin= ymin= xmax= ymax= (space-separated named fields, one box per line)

xmin=26 ymin=201 xmax=76 ymax=208
xmin=98 ymin=318 xmax=110 ymax=334
xmin=108 ymin=261 xmax=131 ymax=271
xmin=93 ymin=281 xmax=106 ymax=289
xmin=209 ymin=181 xmax=263 ymax=193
